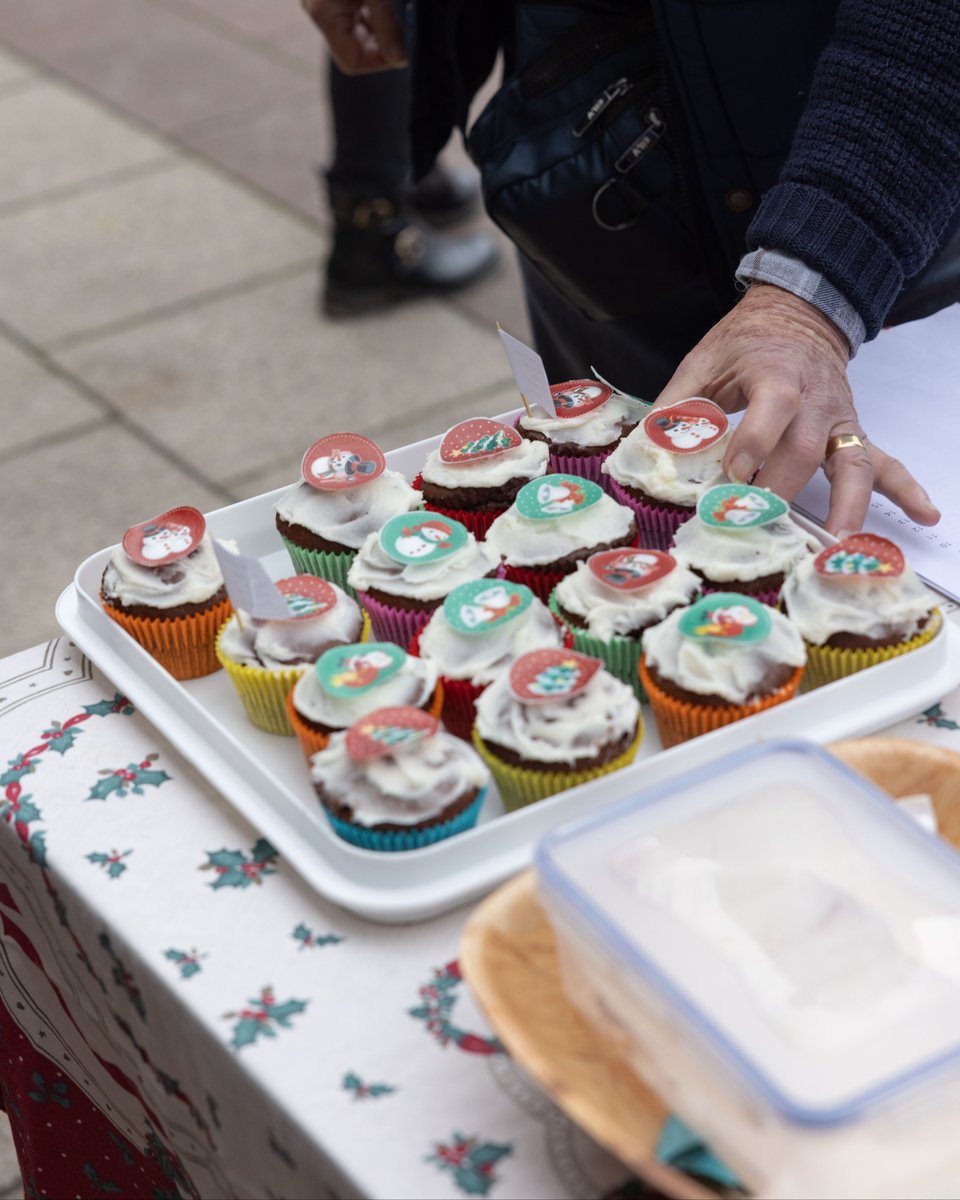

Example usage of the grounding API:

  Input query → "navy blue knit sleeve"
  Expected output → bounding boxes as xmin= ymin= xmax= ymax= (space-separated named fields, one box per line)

xmin=745 ymin=0 xmax=960 ymax=339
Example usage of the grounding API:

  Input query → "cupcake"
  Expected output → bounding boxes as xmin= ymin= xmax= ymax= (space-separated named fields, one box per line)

xmin=639 ymin=592 xmax=806 ymax=748
xmin=275 ymin=433 xmax=421 ymax=593
xmin=550 ymin=548 xmax=701 ymax=699
xmin=286 ymin=640 xmax=441 ymax=760
xmin=672 ymin=483 xmax=819 ymax=605
xmin=603 ymin=398 xmax=731 ymax=548
xmin=412 ymin=579 xmax=567 ymax=739
xmin=100 ymin=506 xmax=231 ymax=680
xmin=472 ymin=648 xmax=643 ymax=812
xmin=216 ymin=575 xmax=364 ymax=734
xmin=781 ymin=534 xmax=942 ymax=689
xmin=516 ymin=380 xmax=640 ymax=484
xmin=310 ymin=706 xmax=491 ymax=850
xmin=485 ymin=474 xmax=637 ymax=602
xmin=414 ymin=418 xmax=549 ymax=538
xmin=347 ymin=512 xmax=500 ymax=645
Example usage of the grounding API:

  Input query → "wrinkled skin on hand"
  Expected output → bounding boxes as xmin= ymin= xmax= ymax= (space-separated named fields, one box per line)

xmin=654 ymin=282 xmax=940 ymax=534
xmin=301 ymin=0 xmax=407 ymax=73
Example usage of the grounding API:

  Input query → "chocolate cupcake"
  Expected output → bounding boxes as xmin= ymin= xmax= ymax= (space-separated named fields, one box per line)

xmin=275 ymin=433 xmax=421 ymax=593
xmin=516 ymin=380 xmax=640 ymax=485
xmin=485 ymin=474 xmax=637 ymax=602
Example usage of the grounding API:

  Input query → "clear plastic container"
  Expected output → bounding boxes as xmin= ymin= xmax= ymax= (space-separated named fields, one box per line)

xmin=536 ymin=740 xmax=960 ymax=1199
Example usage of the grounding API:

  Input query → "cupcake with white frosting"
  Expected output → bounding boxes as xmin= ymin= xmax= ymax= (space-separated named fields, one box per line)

xmin=672 ymin=483 xmax=819 ymax=605
xmin=550 ymin=549 xmax=701 ymax=699
xmin=516 ymin=380 xmax=640 ymax=485
xmin=310 ymin=706 xmax=490 ymax=850
xmin=347 ymin=513 xmax=500 ymax=645
xmin=275 ymin=433 xmax=421 ymax=594
xmin=286 ymin=641 xmax=442 ymax=760
xmin=415 ymin=418 xmax=549 ymax=539
xmin=216 ymin=576 xmax=365 ymax=735
xmin=413 ymin=579 xmax=567 ymax=738
xmin=781 ymin=535 xmax=941 ymax=688
xmin=485 ymin=474 xmax=637 ymax=603
xmin=472 ymin=648 xmax=643 ymax=811
xmin=602 ymin=397 xmax=731 ymax=548
xmin=639 ymin=593 xmax=806 ymax=747
xmin=101 ymin=506 xmax=231 ymax=680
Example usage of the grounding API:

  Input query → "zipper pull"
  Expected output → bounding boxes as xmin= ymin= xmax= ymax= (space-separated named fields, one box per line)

xmin=614 ymin=108 xmax=664 ymax=173
xmin=573 ymin=77 xmax=634 ymax=138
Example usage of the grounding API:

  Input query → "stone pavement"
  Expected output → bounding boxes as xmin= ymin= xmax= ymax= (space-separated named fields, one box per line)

xmin=0 ymin=2 xmax=528 ymax=1191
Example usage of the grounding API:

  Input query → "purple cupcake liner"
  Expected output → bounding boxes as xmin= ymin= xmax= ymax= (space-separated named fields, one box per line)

xmin=548 ymin=450 xmax=612 ymax=488
xmin=699 ymin=580 xmax=782 ymax=608
xmin=356 ymin=591 xmax=435 ymax=647
xmin=607 ymin=476 xmax=695 ymax=551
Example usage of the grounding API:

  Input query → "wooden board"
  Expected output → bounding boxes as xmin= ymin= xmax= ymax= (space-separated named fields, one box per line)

xmin=460 ymin=738 xmax=960 ymax=1197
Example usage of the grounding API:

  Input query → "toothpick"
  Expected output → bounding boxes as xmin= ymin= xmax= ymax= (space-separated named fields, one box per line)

xmin=235 ymin=610 xmax=245 ymax=632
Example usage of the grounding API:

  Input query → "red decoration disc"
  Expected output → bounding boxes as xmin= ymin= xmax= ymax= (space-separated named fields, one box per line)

xmin=301 ymin=433 xmax=385 ymax=491
xmin=345 ymin=706 xmax=440 ymax=762
xmin=588 ymin=548 xmax=676 ymax=592
xmin=508 ymin=649 xmax=602 ymax=704
xmin=276 ymin=575 xmax=338 ymax=619
xmin=643 ymin=398 xmax=728 ymax=454
xmin=814 ymin=534 xmax=905 ymax=579
xmin=122 ymin=506 xmax=205 ymax=567
xmin=549 ymin=379 xmax=612 ymax=419
xmin=439 ymin=419 xmax=522 ymax=464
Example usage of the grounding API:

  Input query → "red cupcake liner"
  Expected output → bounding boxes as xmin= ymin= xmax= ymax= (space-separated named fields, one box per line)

xmin=606 ymin=476 xmax=694 ymax=551
xmin=411 ymin=473 xmax=503 ymax=540
xmin=501 ymin=563 xmax=572 ymax=604
xmin=698 ymin=580 xmax=782 ymax=608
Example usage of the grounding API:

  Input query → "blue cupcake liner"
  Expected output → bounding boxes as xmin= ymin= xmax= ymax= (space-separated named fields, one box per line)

xmin=323 ymin=787 xmax=487 ymax=852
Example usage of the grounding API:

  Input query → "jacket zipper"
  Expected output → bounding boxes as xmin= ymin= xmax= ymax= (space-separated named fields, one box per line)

xmin=615 ymin=107 xmax=665 ymax=172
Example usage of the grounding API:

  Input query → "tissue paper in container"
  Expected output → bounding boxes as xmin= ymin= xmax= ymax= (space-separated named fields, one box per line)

xmin=535 ymin=740 xmax=960 ymax=1200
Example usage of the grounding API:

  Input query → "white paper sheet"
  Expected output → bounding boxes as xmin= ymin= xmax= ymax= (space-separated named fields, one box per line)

xmin=793 ymin=304 xmax=960 ymax=601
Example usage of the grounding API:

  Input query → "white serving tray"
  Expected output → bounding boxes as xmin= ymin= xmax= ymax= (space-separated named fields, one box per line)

xmin=57 ymin=414 xmax=960 ymax=923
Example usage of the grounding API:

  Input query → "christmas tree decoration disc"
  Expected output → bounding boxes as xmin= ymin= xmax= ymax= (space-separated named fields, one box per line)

xmin=345 ymin=706 xmax=439 ymax=762
xmin=508 ymin=649 xmax=601 ymax=704
xmin=439 ymin=419 xmax=522 ymax=464
xmin=814 ymin=534 xmax=905 ymax=579
xmin=276 ymin=575 xmax=338 ymax=619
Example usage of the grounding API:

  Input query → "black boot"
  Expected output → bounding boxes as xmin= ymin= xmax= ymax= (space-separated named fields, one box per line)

xmin=323 ymin=193 xmax=499 ymax=318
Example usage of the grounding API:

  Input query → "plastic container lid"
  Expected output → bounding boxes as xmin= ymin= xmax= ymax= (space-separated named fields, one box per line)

xmin=536 ymin=740 xmax=960 ymax=1125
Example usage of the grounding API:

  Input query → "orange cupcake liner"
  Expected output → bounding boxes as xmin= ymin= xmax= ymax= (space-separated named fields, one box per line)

xmin=101 ymin=591 xmax=231 ymax=681
xmin=639 ymin=656 xmax=805 ymax=749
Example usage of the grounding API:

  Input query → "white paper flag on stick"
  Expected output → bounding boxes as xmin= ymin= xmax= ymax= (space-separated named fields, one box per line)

xmin=497 ymin=325 xmax=554 ymax=417
xmin=213 ymin=540 xmax=290 ymax=620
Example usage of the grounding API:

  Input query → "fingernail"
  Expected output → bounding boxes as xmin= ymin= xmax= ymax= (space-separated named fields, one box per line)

xmin=728 ymin=452 xmax=755 ymax=483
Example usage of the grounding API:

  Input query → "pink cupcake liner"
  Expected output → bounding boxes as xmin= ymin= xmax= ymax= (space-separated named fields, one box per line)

xmin=411 ymin=474 xmax=503 ymax=541
xmin=698 ymin=580 xmax=782 ymax=608
xmin=548 ymin=450 xmax=611 ymax=488
xmin=607 ymin=476 xmax=694 ymax=551
xmin=356 ymin=591 xmax=437 ymax=646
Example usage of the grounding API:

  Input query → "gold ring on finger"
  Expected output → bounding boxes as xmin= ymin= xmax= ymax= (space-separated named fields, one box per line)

xmin=823 ymin=433 xmax=867 ymax=461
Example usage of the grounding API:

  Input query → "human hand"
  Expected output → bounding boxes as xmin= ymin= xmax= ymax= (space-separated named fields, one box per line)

xmin=301 ymin=0 xmax=407 ymax=73
xmin=654 ymin=283 xmax=940 ymax=534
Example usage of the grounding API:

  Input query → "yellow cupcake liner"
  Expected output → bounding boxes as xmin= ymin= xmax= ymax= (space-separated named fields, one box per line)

xmin=471 ymin=721 xmax=643 ymax=813
xmin=639 ymin=657 xmax=804 ymax=749
xmin=101 ymin=591 xmax=231 ymax=681
xmin=216 ymin=613 xmax=370 ymax=736
xmin=801 ymin=610 xmax=942 ymax=691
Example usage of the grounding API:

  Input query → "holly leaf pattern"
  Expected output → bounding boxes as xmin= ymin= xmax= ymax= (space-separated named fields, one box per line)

xmin=87 ymin=762 xmax=170 ymax=801
xmin=293 ymin=922 xmax=345 ymax=949
xmin=164 ymin=949 xmax=204 ymax=979
xmin=81 ymin=1163 xmax=122 ymax=1194
xmin=225 ymin=988 xmax=308 ymax=1050
xmin=42 ymin=721 xmax=82 ymax=755
xmin=87 ymin=775 xmax=127 ymax=802
xmin=252 ymin=837 xmax=278 ymax=865
xmin=342 ymin=1071 xmax=396 ymax=1099
xmin=87 ymin=850 xmax=132 ymax=879
xmin=202 ymin=841 xmax=278 ymax=889
xmin=918 ymin=703 xmax=960 ymax=730
xmin=83 ymin=694 xmax=135 ymax=718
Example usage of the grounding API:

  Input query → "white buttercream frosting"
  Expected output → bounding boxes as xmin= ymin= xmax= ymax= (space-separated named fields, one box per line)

xmin=603 ymin=419 xmax=730 ymax=505
xmin=218 ymin=584 xmax=362 ymax=670
xmin=102 ymin=532 xmax=225 ymax=610
xmin=782 ymin=553 xmax=937 ymax=645
xmin=642 ymin=603 xmax=806 ymax=704
xmin=347 ymin=530 xmax=500 ymax=601
xmin=672 ymin=510 xmax=820 ymax=582
xmin=291 ymin=654 xmax=437 ymax=729
xmin=275 ymin=470 xmax=421 ymax=550
xmin=417 ymin=597 xmax=563 ymax=683
xmin=553 ymin=560 xmax=702 ymax=641
xmin=517 ymin=394 xmax=639 ymax=449
xmin=474 ymin=668 xmax=640 ymax=764
xmin=485 ymin=493 xmax=637 ymax=567
xmin=310 ymin=730 xmax=490 ymax=827
xmin=421 ymin=439 xmax=548 ymax=490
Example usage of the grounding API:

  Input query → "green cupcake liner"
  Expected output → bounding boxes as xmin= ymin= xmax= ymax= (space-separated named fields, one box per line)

xmin=548 ymin=592 xmax=646 ymax=701
xmin=279 ymin=535 xmax=357 ymax=599
xmin=322 ymin=789 xmax=486 ymax=851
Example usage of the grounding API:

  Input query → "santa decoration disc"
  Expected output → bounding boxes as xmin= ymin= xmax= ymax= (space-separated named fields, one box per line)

xmin=644 ymin=398 xmax=728 ymax=454
xmin=345 ymin=706 xmax=439 ymax=762
xmin=509 ymin=649 xmax=601 ymax=704
xmin=379 ymin=513 xmax=469 ymax=565
xmin=516 ymin=474 xmax=602 ymax=521
xmin=678 ymin=593 xmax=772 ymax=644
xmin=443 ymin=580 xmax=533 ymax=635
xmin=588 ymin=548 xmax=675 ymax=592
xmin=439 ymin=419 xmax=522 ymax=464
xmin=122 ymin=506 xmax=205 ymax=567
xmin=301 ymin=433 xmax=385 ymax=491
xmin=549 ymin=379 xmax=612 ymax=420
xmin=815 ymin=534 xmax=905 ymax=579
xmin=697 ymin=484 xmax=789 ymax=530
xmin=276 ymin=575 xmax=338 ymax=619
xmin=316 ymin=642 xmax=406 ymax=697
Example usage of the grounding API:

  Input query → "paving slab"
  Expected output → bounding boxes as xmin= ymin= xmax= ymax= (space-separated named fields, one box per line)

xmin=0 ymin=79 xmax=172 ymax=211
xmin=0 ymin=160 xmax=319 ymax=346
xmin=154 ymin=0 xmax=314 ymax=43
xmin=0 ymin=332 xmax=104 ymax=456
xmin=0 ymin=423 xmax=228 ymax=659
xmin=0 ymin=44 xmax=33 ymax=91
xmin=56 ymin=269 xmax=515 ymax=490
